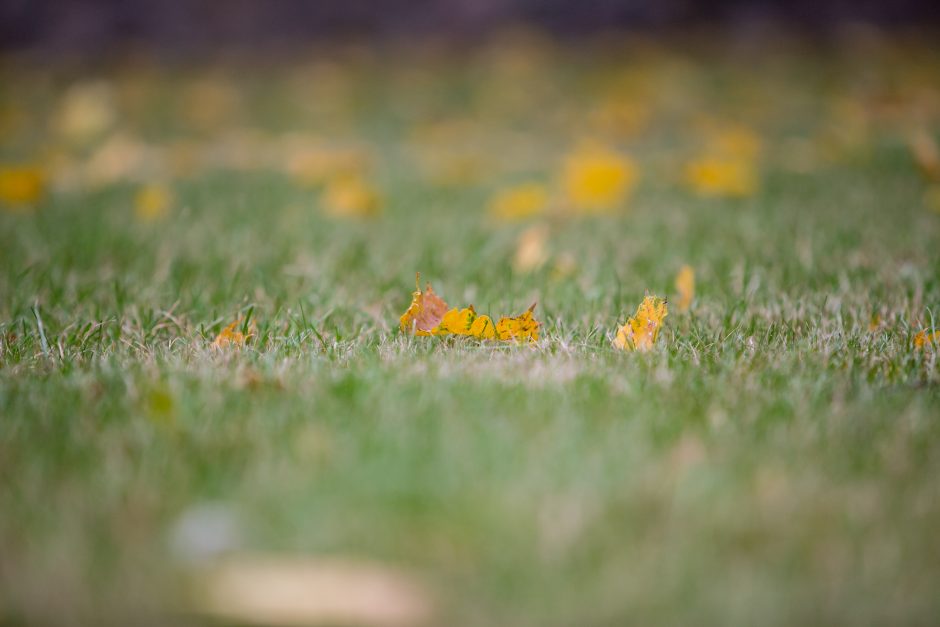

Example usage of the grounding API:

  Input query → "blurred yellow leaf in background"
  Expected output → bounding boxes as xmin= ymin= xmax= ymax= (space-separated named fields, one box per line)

xmin=0 ymin=165 xmax=45 ymax=209
xmin=513 ymin=224 xmax=549 ymax=274
xmin=321 ymin=175 xmax=382 ymax=219
xmin=614 ymin=295 xmax=668 ymax=351
xmin=675 ymin=265 xmax=695 ymax=312
xmin=562 ymin=143 xmax=638 ymax=213
xmin=55 ymin=81 xmax=116 ymax=143
xmin=135 ymin=183 xmax=174 ymax=223
xmin=684 ymin=156 xmax=757 ymax=198
xmin=487 ymin=182 xmax=548 ymax=222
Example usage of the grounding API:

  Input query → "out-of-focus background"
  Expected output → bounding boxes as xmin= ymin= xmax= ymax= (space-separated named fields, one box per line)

xmin=3 ymin=0 xmax=940 ymax=53
xmin=2 ymin=1 xmax=940 ymax=626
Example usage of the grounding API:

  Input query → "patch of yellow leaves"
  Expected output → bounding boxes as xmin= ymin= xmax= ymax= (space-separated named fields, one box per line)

xmin=684 ymin=156 xmax=758 ymax=198
xmin=0 ymin=165 xmax=45 ymax=209
xmin=400 ymin=274 xmax=539 ymax=342
xmin=675 ymin=265 xmax=695 ymax=312
xmin=212 ymin=318 xmax=256 ymax=348
xmin=613 ymin=295 xmax=668 ymax=352
xmin=487 ymin=182 xmax=548 ymax=222
xmin=562 ymin=143 xmax=638 ymax=213
xmin=914 ymin=329 xmax=940 ymax=349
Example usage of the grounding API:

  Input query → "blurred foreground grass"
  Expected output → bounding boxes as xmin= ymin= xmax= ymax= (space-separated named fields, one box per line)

xmin=1 ymin=29 xmax=940 ymax=626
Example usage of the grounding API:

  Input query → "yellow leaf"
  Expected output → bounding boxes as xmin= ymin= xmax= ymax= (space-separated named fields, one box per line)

xmin=399 ymin=274 xmax=449 ymax=336
xmin=614 ymin=295 xmax=668 ymax=352
xmin=469 ymin=314 xmax=496 ymax=339
xmin=212 ymin=318 xmax=256 ymax=348
xmin=562 ymin=143 xmax=638 ymax=213
xmin=675 ymin=265 xmax=695 ymax=312
xmin=684 ymin=156 xmax=757 ymax=198
xmin=496 ymin=304 xmax=540 ymax=342
xmin=438 ymin=307 xmax=478 ymax=336
xmin=487 ymin=182 xmax=548 ymax=222
xmin=914 ymin=329 xmax=940 ymax=349
xmin=513 ymin=224 xmax=549 ymax=274
xmin=135 ymin=183 xmax=173 ymax=223
xmin=0 ymin=165 xmax=45 ymax=209
xmin=321 ymin=175 xmax=382 ymax=219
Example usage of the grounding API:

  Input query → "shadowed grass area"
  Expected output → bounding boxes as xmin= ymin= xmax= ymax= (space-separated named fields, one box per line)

xmin=1 ymin=34 xmax=940 ymax=626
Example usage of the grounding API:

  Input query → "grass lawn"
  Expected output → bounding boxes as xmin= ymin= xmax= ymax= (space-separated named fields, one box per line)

xmin=2 ymin=34 xmax=940 ymax=626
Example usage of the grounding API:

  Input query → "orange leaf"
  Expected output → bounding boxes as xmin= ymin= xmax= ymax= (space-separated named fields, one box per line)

xmin=614 ymin=295 xmax=668 ymax=352
xmin=399 ymin=274 xmax=449 ymax=336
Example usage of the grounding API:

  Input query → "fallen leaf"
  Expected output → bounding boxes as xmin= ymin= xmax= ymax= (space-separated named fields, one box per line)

xmin=321 ymin=175 xmax=382 ymax=219
xmin=496 ymin=304 xmax=540 ymax=342
xmin=212 ymin=318 xmax=256 ymax=348
xmin=561 ymin=143 xmax=638 ymax=213
xmin=684 ymin=156 xmax=757 ymax=198
xmin=914 ymin=329 xmax=940 ymax=349
xmin=675 ymin=265 xmax=695 ymax=312
xmin=0 ymin=165 xmax=45 ymax=209
xmin=469 ymin=314 xmax=496 ymax=339
xmin=193 ymin=553 xmax=433 ymax=627
xmin=399 ymin=276 xmax=537 ymax=341
xmin=437 ymin=306 xmax=478 ymax=336
xmin=487 ymin=182 xmax=548 ymax=222
xmin=399 ymin=274 xmax=449 ymax=336
xmin=513 ymin=224 xmax=549 ymax=274
xmin=614 ymin=295 xmax=668 ymax=352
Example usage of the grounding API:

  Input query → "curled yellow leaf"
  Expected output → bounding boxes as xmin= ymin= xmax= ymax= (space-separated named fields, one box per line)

xmin=399 ymin=274 xmax=449 ymax=336
xmin=614 ymin=295 xmax=668 ymax=352
xmin=496 ymin=304 xmax=540 ymax=342
xmin=438 ymin=307 xmax=478 ymax=336
xmin=469 ymin=315 xmax=496 ymax=339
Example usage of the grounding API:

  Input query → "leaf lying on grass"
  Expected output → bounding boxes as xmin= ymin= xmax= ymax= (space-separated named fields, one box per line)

xmin=399 ymin=274 xmax=449 ymax=336
xmin=914 ymin=329 xmax=940 ymax=349
xmin=212 ymin=318 xmax=256 ymax=348
xmin=399 ymin=274 xmax=539 ymax=342
xmin=613 ymin=295 xmax=668 ymax=352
